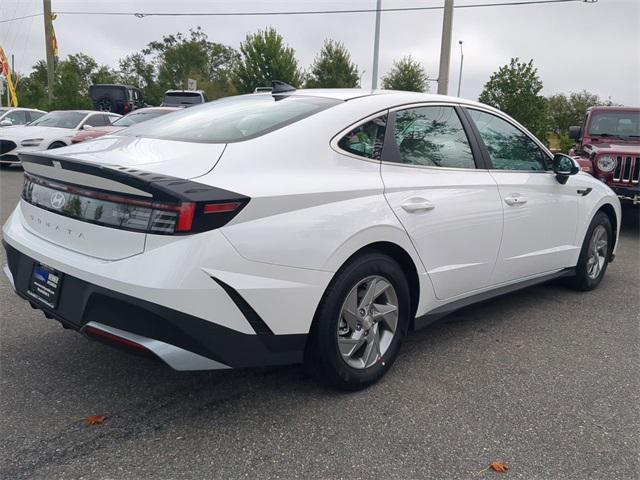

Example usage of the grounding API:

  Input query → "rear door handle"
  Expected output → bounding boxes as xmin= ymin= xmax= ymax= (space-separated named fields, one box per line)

xmin=401 ymin=198 xmax=435 ymax=213
xmin=504 ymin=195 xmax=527 ymax=206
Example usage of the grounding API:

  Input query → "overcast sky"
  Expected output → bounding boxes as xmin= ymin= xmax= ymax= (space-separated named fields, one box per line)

xmin=1 ymin=0 xmax=639 ymax=104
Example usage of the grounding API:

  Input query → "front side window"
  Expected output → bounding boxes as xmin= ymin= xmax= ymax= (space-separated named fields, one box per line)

xmin=468 ymin=109 xmax=550 ymax=171
xmin=337 ymin=115 xmax=387 ymax=160
xmin=123 ymin=95 xmax=341 ymax=143
xmin=29 ymin=111 xmax=86 ymax=129
xmin=393 ymin=106 xmax=475 ymax=168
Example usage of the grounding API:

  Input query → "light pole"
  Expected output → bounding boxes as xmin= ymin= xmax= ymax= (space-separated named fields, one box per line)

xmin=457 ymin=40 xmax=464 ymax=97
xmin=371 ymin=0 xmax=382 ymax=89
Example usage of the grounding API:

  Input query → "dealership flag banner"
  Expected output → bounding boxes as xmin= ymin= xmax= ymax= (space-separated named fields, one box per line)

xmin=0 ymin=46 xmax=18 ymax=107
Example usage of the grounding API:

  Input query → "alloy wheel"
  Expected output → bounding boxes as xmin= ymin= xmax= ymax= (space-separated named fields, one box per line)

xmin=586 ymin=224 xmax=608 ymax=280
xmin=337 ymin=275 xmax=399 ymax=369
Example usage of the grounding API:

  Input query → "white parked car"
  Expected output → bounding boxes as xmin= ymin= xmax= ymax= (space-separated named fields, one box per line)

xmin=0 ymin=110 xmax=120 ymax=167
xmin=2 ymin=88 xmax=621 ymax=389
xmin=0 ymin=107 xmax=47 ymax=127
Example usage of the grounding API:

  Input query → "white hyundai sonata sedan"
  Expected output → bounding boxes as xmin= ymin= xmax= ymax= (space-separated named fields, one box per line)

xmin=2 ymin=86 xmax=621 ymax=389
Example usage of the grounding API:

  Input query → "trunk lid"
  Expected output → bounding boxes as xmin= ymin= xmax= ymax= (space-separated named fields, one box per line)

xmin=18 ymin=149 xmax=245 ymax=261
xmin=55 ymin=135 xmax=226 ymax=179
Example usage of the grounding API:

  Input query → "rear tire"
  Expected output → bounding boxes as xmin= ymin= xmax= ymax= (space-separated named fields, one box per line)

xmin=572 ymin=212 xmax=612 ymax=291
xmin=305 ymin=252 xmax=410 ymax=390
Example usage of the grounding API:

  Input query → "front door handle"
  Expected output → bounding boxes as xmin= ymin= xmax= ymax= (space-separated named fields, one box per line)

xmin=401 ymin=198 xmax=435 ymax=213
xmin=504 ymin=195 xmax=527 ymax=206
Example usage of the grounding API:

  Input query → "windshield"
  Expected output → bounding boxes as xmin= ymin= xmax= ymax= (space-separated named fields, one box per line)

xmin=29 ymin=111 xmax=85 ymax=129
xmin=113 ymin=111 xmax=170 ymax=127
xmin=588 ymin=111 xmax=640 ymax=137
xmin=122 ymin=95 xmax=341 ymax=143
xmin=162 ymin=92 xmax=204 ymax=106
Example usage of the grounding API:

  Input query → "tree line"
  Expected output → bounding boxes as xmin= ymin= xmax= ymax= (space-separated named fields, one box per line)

xmin=14 ymin=27 xmax=616 ymax=150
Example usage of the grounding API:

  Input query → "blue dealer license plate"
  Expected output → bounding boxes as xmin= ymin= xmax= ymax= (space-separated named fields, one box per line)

xmin=28 ymin=263 xmax=63 ymax=309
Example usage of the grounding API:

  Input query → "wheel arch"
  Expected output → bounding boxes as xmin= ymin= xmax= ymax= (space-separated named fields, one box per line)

xmin=307 ymin=240 xmax=422 ymax=347
xmin=595 ymin=202 xmax=618 ymax=257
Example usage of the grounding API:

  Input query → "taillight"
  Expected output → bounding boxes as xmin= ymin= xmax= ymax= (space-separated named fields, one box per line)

xmin=123 ymin=103 xmax=130 ymax=113
xmin=22 ymin=174 xmax=248 ymax=235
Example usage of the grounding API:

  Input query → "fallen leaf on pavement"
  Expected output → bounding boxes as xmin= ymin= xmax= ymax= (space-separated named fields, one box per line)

xmin=489 ymin=461 xmax=508 ymax=473
xmin=85 ymin=415 xmax=106 ymax=425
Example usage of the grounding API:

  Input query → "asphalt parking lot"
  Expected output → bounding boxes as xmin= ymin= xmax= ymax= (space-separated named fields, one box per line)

xmin=1 ymin=167 xmax=638 ymax=480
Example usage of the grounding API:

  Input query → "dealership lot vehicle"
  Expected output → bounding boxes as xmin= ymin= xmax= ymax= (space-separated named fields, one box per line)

xmin=160 ymin=89 xmax=208 ymax=107
xmin=0 ymin=107 xmax=47 ymax=127
xmin=89 ymin=84 xmax=145 ymax=115
xmin=70 ymin=107 xmax=181 ymax=143
xmin=0 ymin=110 xmax=121 ymax=166
xmin=2 ymin=88 xmax=622 ymax=389
xmin=569 ymin=106 xmax=640 ymax=205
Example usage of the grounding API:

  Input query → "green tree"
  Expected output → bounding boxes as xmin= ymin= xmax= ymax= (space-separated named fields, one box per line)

xmin=478 ymin=58 xmax=547 ymax=140
xmin=16 ymin=53 xmax=118 ymax=110
xmin=305 ymin=40 xmax=359 ymax=88
xmin=143 ymin=27 xmax=238 ymax=99
xmin=232 ymin=27 xmax=304 ymax=93
xmin=382 ymin=56 xmax=429 ymax=92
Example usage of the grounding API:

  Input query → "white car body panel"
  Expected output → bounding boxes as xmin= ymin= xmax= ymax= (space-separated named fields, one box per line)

xmin=1 ymin=90 xmax=623 ymax=372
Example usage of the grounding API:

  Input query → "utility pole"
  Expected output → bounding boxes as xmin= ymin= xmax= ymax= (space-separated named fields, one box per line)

xmin=43 ymin=0 xmax=55 ymax=103
xmin=457 ymin=40 xmax=464 ymax=97
xmin=371 ymin=0 xmax=382 ymax=90
xmin=437 ymin=0 xmax=454 ymax=95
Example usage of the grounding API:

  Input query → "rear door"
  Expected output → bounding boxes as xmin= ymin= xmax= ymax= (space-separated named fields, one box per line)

xmin=464 ymin=108 xmax=579 ymax=285
xmin=380 ymin=104 xmax=503 ymax=300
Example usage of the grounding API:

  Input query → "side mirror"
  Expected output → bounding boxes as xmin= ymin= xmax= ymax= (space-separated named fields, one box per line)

xmin=568 ymin=126 xmax=582 ymax=140
xmin=83 ymin=124 xmax=93 ymax=130
xmin=553 ymin=153 xmax=580 ymax=184
xmin=0 ymin=119 xmax=12 ymax=126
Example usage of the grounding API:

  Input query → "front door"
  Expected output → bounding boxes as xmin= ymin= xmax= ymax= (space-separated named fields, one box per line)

xmin=381 ymin=105 xmax=503 ymax=300
xmin=465 ymin=108 xmax=580 ymax=285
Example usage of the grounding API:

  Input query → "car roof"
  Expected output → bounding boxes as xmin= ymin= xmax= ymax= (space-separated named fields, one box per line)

xmin=254 ymin=88 xmax=492 ymax=109
xmin=126 ymin=107 xmax=181 ymax=114
xmin=0 ymin=107 xmax=46 ymax=112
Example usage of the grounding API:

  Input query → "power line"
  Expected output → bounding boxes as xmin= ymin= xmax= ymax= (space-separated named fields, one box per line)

xmin=0 ymin=0 xmax=591 ymax=24
xmin=0 ymin=13 xmax=41 ymax=24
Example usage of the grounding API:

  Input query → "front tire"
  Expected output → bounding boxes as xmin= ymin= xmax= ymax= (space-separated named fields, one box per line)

xmin=47 ymin=142 xmax=66 ymax=150
xmin=573 ymin=212 xmax=612 ymax=291
xmin=305 ymin=252 xmax=410 ymax=390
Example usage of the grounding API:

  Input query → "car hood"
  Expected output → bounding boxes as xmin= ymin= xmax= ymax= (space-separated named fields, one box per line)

xmin=0 ymin=125 xmax=75 ymax=140
xmin=586 ymin=143 xmax=640 ymax=156
xmin=51 ymin=135 xmax=225 ymax=179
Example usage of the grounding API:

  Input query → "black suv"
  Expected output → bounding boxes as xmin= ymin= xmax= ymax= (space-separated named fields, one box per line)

xmin=89 ymin=84 xmax=145 ymax=115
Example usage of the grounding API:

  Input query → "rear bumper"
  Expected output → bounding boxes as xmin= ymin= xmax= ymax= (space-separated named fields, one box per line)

xmin=3 ymin=240 xmax=307 ymax=369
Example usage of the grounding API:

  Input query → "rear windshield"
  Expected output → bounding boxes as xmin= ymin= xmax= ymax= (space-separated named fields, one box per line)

xmin=162 ymin=92 xmax=204 ymax=106
xmin=29 ymin=111 xmax=85 ymax=129
xmin=90 ymin=86 xmax=126 ymax=101
xmin=122 ymin=95 xmax=341 ymax=143
xmin=113 ymin=111 xmax=171 ymax=127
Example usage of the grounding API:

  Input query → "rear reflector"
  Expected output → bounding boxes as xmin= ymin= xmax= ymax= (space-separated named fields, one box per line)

xmin=203 ymin=202 xmax=242 ymax=214
xmin=84 ymin=325 xmax=147 ymax=351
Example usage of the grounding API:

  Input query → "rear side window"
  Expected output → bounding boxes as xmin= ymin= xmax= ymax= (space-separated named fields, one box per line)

xmin=337 ymin=115 xmax=387 ymax=160
xmin=393 ymin=106 xmax=475 ymax=168
xmin=123 ymin=95 xmax=341 ymax=143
